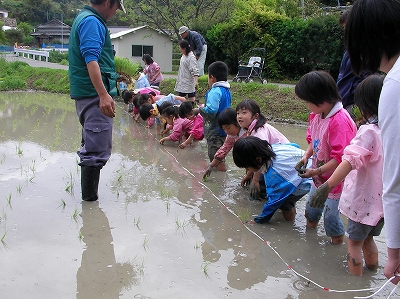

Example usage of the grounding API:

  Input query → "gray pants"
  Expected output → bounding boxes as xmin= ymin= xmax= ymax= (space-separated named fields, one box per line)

xmin=75 ymin=97 xmax=113 ymax=168
xmin=197 ymin=44 xmax=207 ymax=76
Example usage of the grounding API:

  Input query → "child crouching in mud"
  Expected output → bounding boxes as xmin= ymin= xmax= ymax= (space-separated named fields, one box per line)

xmin=232 ymin=136 xmax=311 ymax=223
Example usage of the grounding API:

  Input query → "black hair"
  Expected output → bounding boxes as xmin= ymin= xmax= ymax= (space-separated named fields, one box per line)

xmin=142 ymin=54 xmax=154 ymax=65
xmin=90 ymin=0 xmax=118 ymax=8
xmin=217 ymin=107 xmax=239 ymax=128
xmin=235 ymin=99 xmax=267 ymax=132
xmin=158 ymin=101 xmax=174 ymax=115
xmin=121 ymin=89 xmax=134 ymax=104
xmin=161 ymin=105 xmax=179 ymax=119
xmin=178 ymin=101 xmax=194 ymax=118
xmin=354 ymin=73 xmax=383 ymax=122
xmin=233 ymin=136 xmax=276 ymax=170
xmin=344 ymin=0 xmax=400 ymax=75
xmin=132 ymin=94 xmax=141 ymax=109
xmin=139 ymin=103 xmax=152 ymax=120
xmin=208 ymin=61 xmax=229 ymax=81
xmin=137 ymin=93 xmax=152 ymax=107
xmin=295 ymin=71 xmax=341 ymax=105
xmin=178 ymin=40 xmax=192 ymax=56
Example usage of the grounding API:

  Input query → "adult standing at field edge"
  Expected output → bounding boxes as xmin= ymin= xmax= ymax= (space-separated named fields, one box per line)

xmin=68 ymin=0 xmax=126 ymax=202
xmin=179 ymin=26 xmax=207 ymax=76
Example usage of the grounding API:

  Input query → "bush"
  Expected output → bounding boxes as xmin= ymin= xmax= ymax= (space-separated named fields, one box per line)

xmin=49 ymin=50 xmax=68 ymax=63
xmin=206 ymin=12 xmax=344 ymax=81
xmin=0 ymin=77 xmax=27 ymax=90
xmin=114 ymin=56 xmax=141 ymax=76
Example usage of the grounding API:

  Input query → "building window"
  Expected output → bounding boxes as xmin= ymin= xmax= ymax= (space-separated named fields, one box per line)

xmin=132 ymin=45 xmax=153 ymax=57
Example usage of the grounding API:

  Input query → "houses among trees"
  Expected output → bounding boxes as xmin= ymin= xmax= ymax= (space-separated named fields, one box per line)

xmin=1 ymin=0 xmax=355 ymax=80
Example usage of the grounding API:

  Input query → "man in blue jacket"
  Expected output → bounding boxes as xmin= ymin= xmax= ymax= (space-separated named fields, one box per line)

xmin=179 ymin=26 xmax=207 ymax=76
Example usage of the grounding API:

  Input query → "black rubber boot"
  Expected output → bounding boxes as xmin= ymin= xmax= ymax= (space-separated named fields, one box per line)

xmin=81 ymin=166 xmax=101 ymax=201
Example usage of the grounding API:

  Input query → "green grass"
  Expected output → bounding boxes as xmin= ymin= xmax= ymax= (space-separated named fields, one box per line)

xmin=0 ymin=57 xmax=308 ymax=123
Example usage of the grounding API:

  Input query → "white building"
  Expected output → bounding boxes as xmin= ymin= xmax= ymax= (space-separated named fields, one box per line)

xmin=0 ymin=6 xmax=17 ymax=31
xmin=110 ymin=25 xmax=174 ymax=72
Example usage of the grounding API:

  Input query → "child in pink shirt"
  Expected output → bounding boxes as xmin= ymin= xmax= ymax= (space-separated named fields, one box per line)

xmin=177 ymin=101 xmax=204 ymax=149
xmin=295 ymin=71 xmax=357 ymax=244
xmin=142 ymin=54 xmax=163 ymax=86
xmin=159 ymin=104 xmax=202 ymax=145
xmin=309 ymin=74 xmax=384 ymax=275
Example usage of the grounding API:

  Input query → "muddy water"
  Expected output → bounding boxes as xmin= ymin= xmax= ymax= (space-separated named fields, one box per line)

xmin=0 ymin=92 xmax=396 ymax=299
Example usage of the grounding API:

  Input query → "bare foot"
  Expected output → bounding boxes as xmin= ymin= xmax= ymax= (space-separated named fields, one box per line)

xmin=306 ymin=219 xmax=318 ymax=229
xmin=282 ymin=208 xmax=296 ymax=221
xmin=331 ymin=235 xmax=344 ymax=244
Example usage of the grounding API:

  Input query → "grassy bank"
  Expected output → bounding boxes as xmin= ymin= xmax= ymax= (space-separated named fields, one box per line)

xmin=0 ymin=58 xmax=309 ymax=123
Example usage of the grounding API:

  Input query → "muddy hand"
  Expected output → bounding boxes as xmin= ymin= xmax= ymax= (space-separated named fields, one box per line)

xmin=249 ymin=181 xmax=260 ymax=199
xmin=178 ymin=142 xmax=188 ymax=149
xmin=295 ymin=159 xmax=306 ymax=175
xmin=203 ymin=165 xmax=212 ymax=179
xmin=309 ymin=181 xmax=329 ymax=209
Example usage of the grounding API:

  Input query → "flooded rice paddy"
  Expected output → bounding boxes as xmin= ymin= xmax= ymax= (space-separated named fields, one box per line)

xmin=0 ymin=91 xmax=397 ymax=298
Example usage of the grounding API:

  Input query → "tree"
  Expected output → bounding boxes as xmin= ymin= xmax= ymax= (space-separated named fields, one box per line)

xmin=126 ymin=0 xmax=233 ymax=39
xmin=4 ymin=29 xmax=24 ymax=45
xmin=17 ymin=22 xmax=33 ymax=36
xmin=0 ymin=22 xmax=6 ymax=44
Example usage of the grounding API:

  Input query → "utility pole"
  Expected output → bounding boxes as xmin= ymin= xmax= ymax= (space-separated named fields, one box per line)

xmin=61 ymin=13 xmax=63 ymax=49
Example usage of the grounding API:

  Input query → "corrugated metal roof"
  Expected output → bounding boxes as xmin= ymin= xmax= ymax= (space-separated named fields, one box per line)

xmin=110 ymin=25 xmax=147 ymax=39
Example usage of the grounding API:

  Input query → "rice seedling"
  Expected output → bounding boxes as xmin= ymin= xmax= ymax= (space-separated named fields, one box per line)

xmin=134 ymin=255 xmax=146 ymax=276
xmin=64 ymin=171 xmax=74 ymax=194
xmin=175 ymin=217 xmax=189 ymax=230
xmin=0 ymin=153 xmax=5 ymax=165
xmin=6 ymin=193 xmax=11 ymax=206
xmin=201 ymin=261 xmax=211 ymax=278
xmin=29 ymin=159 xmax=36 ymax=174
xmin=58 ymin=198 xmax=66 ymax=209
xmin=160 ymin=188 xmax=172 ymax=198
xmin=237 ymin=207 xmax=251 ymax=223
xmin=78 ymin=231 xmax=83 ymax=241
xmin=71 ymin=207 xmax=79 ymax=222
xmin=114 ymin=167 xmax=124 ymax=183
xmin=39 ymin=150 xmax=46 ymax=161
xmin=142 ymin=235 xmax=149 ymax=251
xmin=28 ymin=175 xmax=35 ymax=183
xmin=164 ymin=200 xmax=170 ymax=213
xmin=16 ymin=184 xmax=23 ymax=194
xmin=15 ymin=143 xmax=23 ymax=156
xmin=133 ymin=217 xmax=141 ymax=228
xmin=1 ymin=231 xmax=9 ymax=249
xmin=194 ymin=242 xmax=200 ymax=250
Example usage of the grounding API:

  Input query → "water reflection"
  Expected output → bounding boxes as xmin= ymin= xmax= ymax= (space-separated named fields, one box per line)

xmin=0 ymin=91 xmax=80 ymax=152
xmin=77 ymin=201 xmax=136 ymax=298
